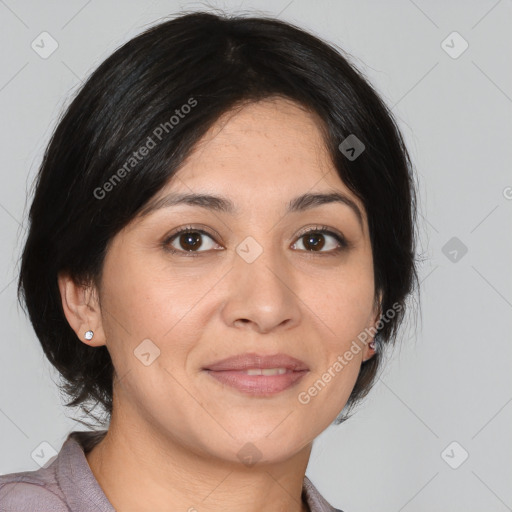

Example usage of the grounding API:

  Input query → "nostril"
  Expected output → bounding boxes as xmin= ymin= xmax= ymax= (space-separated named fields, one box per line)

xmin=234 ymin=319 xmax=251 ymax=328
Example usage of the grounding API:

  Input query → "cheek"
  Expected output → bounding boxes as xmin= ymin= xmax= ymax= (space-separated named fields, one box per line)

xmin=278 ymin=269 xmax=374 ymax=427
xmin=303 ymin=265 xmax=375 ymax=347
xmin=100 ymin=254 xmax=220 ymax=374
xmin=101 ymin=249 xmax=205 ymax=332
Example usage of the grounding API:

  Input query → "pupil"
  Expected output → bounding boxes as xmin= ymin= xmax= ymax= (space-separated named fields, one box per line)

xmin=305 ymin=233 xmax=324 ymax=251
xmin=180 ymin=232 xmax=201 ymax=251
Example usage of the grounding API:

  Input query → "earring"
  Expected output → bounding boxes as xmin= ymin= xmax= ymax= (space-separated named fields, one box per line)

xmin=84 ymin=330 xmax=94 ymax=340
xmin=369 ymin=340 xmax=376 ymax=351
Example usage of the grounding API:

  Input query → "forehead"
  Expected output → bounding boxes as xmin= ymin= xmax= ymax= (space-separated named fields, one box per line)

xmin=179 ymin=97 xmax=331 ymax=182
xmin=137 ymin=98 xmax=367 ymax=229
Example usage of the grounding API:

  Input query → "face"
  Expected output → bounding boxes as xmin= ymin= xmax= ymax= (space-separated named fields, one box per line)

xmin=62 ymin=98 xmax=380 ymax=464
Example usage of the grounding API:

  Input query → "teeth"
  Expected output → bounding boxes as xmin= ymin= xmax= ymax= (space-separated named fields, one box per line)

xmin=243 ymin=368 xmax=288 ymax=376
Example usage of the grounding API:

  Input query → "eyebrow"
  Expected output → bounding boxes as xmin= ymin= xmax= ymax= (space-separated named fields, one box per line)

xmin=139 ymin=191 xmax=364 ymax=229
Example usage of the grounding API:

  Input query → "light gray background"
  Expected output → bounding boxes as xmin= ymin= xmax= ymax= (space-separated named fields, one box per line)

xmin=1 ymin=1 xmax=511 ymax=511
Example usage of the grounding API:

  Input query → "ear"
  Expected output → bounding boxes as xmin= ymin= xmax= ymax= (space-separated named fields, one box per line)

xmin=57 ymin=271 xmax=106 ymax=347
xmin=362 ymin=291 xmax=383 ymax=363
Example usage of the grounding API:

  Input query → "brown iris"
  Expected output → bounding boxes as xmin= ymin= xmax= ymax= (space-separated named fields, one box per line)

xmin=303 ymin=232 xmax=325 ymax=251
xmin=179 ymin=232 xmax=203 ymax=251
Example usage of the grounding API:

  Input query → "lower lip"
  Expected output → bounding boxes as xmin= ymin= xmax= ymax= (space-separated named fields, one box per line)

xmin=204 ymin=370 xmax=309 ymax=396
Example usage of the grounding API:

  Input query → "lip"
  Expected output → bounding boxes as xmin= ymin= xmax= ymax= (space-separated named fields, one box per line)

xmin=202 ymin=353 xmax=309 ymax=372
xmin=202 ymin=353 xmax=309 ymax=396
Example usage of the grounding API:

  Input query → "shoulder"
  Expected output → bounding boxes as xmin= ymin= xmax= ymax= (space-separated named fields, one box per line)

xmin=302 ymin=475 xmax=346 ymax=512
xmin=0 ymin=469 xmax=69 ymax=511
xmin=0 ymin=430 xmax=109 ymax=511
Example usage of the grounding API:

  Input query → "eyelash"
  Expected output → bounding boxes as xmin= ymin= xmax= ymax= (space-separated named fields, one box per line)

xmin=162 ymin=224 xmax=349 ymax=258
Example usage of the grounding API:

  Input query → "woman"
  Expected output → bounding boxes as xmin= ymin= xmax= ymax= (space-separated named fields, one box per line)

xmin=0 ymin=10 xmax=419 ymax=512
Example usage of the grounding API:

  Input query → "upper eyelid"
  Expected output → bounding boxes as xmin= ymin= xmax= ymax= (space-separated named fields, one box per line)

xmin=294 ymin=225 xmax=344 ymax=239
xmin=165 ymin=224 xmax=222 ymax=244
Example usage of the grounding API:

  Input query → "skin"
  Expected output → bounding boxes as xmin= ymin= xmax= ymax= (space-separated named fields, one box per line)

xmin=58 ymin=97 xmax=381 ymax=512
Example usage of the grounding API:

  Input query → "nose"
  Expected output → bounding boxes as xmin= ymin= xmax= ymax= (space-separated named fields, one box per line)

xmin=220 ymin=244 xmax=301 ymax=334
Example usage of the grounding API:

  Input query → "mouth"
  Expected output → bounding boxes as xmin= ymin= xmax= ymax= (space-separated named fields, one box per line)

xmin=203 ymin=368 xmax=309 ymax=396
xmin=202 ymin=352 xmax=309 ymax=396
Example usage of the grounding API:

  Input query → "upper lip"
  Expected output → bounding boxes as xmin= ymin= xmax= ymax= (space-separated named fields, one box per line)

xmin=203 ymin=353 xmax=309 ymax=372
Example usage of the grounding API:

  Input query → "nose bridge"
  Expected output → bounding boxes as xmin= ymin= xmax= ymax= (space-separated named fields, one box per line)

xmin=221 ymin=234 xmax=300 ymax=332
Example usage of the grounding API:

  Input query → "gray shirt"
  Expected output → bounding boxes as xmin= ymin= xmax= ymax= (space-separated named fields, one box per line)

xmin=0 ymin=430 xmax=343 ymax=512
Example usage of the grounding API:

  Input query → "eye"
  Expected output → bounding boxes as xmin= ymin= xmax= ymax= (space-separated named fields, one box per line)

xmin=291 ymin=226 xmax=348 ymax=254
xmin=163 ymin=224 xmax=349 ymax=257
xmin=163 ymin=225 xmax=222 ymax=256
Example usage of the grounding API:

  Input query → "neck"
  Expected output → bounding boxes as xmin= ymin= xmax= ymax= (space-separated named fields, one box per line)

xmin=85 ymin=406 xmax=312 ymax=512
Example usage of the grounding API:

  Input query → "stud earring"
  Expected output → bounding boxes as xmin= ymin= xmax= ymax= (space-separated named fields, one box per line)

xmin=84 ymin=330 xmax=94 ymax=340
